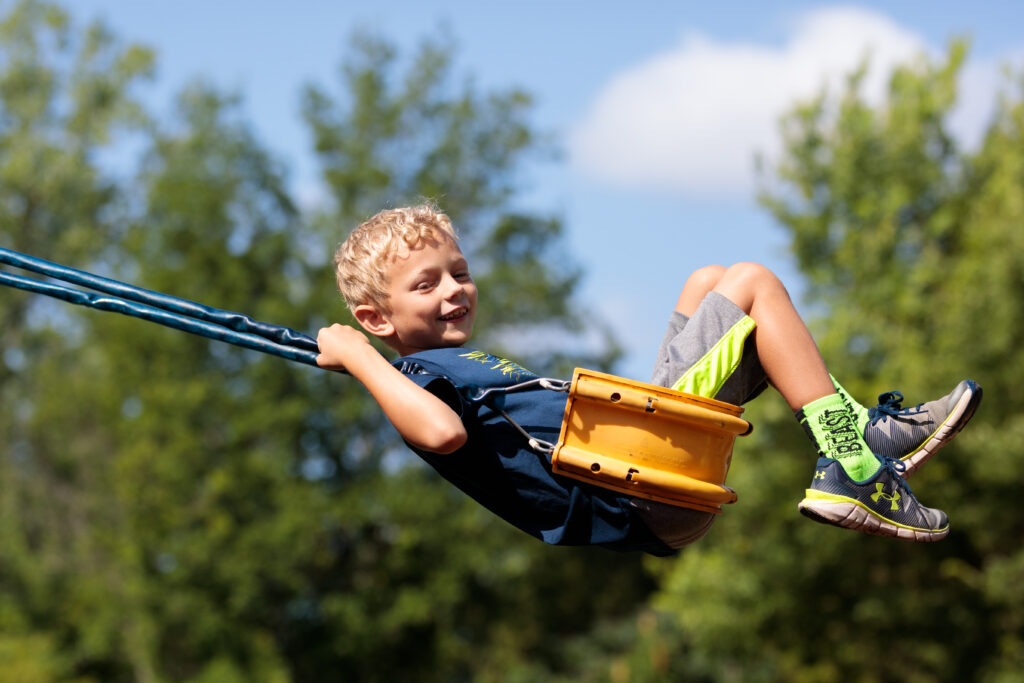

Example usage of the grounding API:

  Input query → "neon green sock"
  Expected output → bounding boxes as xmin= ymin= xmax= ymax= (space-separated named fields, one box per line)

xmin=797 ymin=393 xmax=881 ymax=481
xmin=830 ymin=374 xmax=870 ymax=433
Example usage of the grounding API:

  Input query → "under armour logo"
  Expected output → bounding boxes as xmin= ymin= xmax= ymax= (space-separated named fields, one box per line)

xmin=814 ymin=470 xmax=826 ymax=480
xmin=871 ymin=483 xmax=901 ymax=511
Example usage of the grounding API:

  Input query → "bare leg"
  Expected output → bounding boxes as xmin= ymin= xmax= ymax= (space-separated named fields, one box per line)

xmin=674 ymin=265 xmax=726 ymax=316
xmin=679 ymin=265 xmax=952 ymax=540
xmin=710 ymin=262 xmax=834 ymax=411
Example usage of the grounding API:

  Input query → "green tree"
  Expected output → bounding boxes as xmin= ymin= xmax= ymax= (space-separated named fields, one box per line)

xmin=0 ymin=1 xmax=153 ymax=679
xmin=301 ymin=32 xmax=619 ymax=375
xmin=614 ymin=40 xmax=1024 ymax=682
xmin=278 ymin=31 xmax=643 ymax=682
xmin=1 ymin=6 xmax=650 ymax=681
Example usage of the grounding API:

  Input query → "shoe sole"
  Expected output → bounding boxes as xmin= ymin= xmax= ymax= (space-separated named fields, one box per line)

xmin=798 ymin=494 xmax=949 ymax=542
xmin=900 ymin=381 xmax=983 ymax=478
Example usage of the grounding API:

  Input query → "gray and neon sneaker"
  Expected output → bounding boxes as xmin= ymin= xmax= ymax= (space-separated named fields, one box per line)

xmin=798 ymin=457 xmax=949 ymax=542
xmin=864 ymin=380 xmax=982 ymax=478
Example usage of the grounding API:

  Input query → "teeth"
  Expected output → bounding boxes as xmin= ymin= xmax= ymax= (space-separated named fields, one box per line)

xmin=440 ymin=308 xmax=466 ymax=321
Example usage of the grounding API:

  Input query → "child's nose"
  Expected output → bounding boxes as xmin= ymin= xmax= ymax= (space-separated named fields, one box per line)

xmin=442 ymin=275 xmax=465 ymax=298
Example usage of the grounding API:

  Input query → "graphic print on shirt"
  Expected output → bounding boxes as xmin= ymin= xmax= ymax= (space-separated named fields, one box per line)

xmin=458 ymin=349 xmax=533 ymax=382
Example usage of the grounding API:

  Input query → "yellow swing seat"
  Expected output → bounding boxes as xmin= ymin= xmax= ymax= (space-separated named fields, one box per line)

xmin=550 ymin=368 xmax=752 ymax=514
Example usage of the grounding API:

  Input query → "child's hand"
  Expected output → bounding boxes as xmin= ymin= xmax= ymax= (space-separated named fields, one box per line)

xmin=316 ymin=323 xmax=372 ymax=371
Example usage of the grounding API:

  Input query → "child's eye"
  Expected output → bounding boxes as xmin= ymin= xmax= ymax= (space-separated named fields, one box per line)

xmin=455 ymin=271 xmax=472 ymax=281
xmin=416 ymin=281 xmax=435 ymax=292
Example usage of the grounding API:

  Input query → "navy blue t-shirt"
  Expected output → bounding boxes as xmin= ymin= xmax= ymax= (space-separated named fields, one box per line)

xmin=393 ymin=347 xmax=674 ymax=556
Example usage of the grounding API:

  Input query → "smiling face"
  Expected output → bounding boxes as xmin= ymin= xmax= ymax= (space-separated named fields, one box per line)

xmin=355 ymin=233 xmax=477 ymax=356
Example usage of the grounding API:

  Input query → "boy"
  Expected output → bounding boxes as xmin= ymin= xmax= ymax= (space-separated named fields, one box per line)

xmin=316 ymin=204 xmax=981 ymax=556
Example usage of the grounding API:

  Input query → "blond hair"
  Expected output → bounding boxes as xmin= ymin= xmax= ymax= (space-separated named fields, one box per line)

xmin=334 ymin=203 xmax=458 ymax=312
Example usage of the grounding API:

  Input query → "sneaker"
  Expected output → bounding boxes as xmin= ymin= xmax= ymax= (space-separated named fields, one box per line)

xmin=864 ymin=380 xmax=982 ymax=478
xmin=798 ymin=457 xmax=949 ymax=542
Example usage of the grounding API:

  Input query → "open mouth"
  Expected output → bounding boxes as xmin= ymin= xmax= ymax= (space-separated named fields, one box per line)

xmin=439 ymin=307 xmax=469 ymax=322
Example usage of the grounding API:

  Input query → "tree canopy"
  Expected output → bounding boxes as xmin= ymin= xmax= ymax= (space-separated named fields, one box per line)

xmin=2 ymin=1 xmax=1024 ymax=680
xmin=0 ymin=2 xmax=639 ymax=681
xmin=631 ymin=40 xmax=1024 ymax=682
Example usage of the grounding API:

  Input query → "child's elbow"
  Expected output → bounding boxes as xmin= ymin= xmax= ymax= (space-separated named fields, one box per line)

xmin=424 ymin=423 xmax=467 ymax=455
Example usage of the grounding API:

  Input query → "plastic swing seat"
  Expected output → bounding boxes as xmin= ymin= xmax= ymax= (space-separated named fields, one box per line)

xmin=550 ymin=369 xmax=752 ymax=514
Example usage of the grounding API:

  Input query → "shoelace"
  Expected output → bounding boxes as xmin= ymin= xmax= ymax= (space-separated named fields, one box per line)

xmin=867 ymin=391 xmax=926 ymax=425
xmin=878 ymin=454 xmax=913 ymax=496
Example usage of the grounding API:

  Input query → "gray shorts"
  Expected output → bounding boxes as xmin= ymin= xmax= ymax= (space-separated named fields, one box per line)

xmin=650 ymin=291 xmax=767 ymax=406
xmin=635 ymin=291 xmax=768 ymax=550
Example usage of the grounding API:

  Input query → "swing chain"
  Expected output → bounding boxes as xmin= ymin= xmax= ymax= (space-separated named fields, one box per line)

xmin=463 ymin=376 xmax=570 ymax=403
xmin=461 ymin=377 xmax=571 ymax=456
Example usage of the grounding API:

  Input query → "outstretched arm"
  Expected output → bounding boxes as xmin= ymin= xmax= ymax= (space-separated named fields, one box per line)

xmin=316 ymin=324 xmax=467 ymax=454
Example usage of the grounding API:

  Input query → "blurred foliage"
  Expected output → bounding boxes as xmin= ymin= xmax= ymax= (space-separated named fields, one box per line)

xmin=4 ymin=1 xmax=1024 ymax=681
xmin=564 ymin=39 xmax=1024 ymax=683
xmin=300 ymin=30 xmax=619 ymax=375
xmin=0 ymin=1 xmax=640 ymax=681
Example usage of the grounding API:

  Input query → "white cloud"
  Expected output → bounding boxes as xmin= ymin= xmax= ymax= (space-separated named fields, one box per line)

xmin=569 ymin=6 xmax=938 ymax=197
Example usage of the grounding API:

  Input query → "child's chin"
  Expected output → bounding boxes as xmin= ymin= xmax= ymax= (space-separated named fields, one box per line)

xmin=442 ymin=331 xmax=472 ymax=346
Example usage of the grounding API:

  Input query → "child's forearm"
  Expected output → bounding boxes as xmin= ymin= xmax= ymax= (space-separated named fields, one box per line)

xmin=317 ymin=326 xmax=467 ymax=454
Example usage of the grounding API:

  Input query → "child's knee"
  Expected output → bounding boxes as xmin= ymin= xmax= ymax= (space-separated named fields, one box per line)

xmin=712 ymin=262 xmax=789 ymax=311
xmin=675 ymin=265 xmax=728 ymax=315
xmin=725 ymin=262 xmax=783 ymax=290
xmin=685 ymin=265 xmax=727 ymax=293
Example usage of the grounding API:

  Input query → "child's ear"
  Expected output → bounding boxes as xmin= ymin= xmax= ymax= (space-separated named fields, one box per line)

xmin=353 ymin=304 xmax=394 ymax=338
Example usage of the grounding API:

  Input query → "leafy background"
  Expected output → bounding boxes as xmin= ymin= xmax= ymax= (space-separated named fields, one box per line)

xmin=0 ymin=2 xmax=1022 ymax=681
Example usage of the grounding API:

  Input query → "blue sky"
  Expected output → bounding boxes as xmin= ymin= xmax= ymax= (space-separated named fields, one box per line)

xmin=70 ymin=1 xmax=1024 ymax=378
